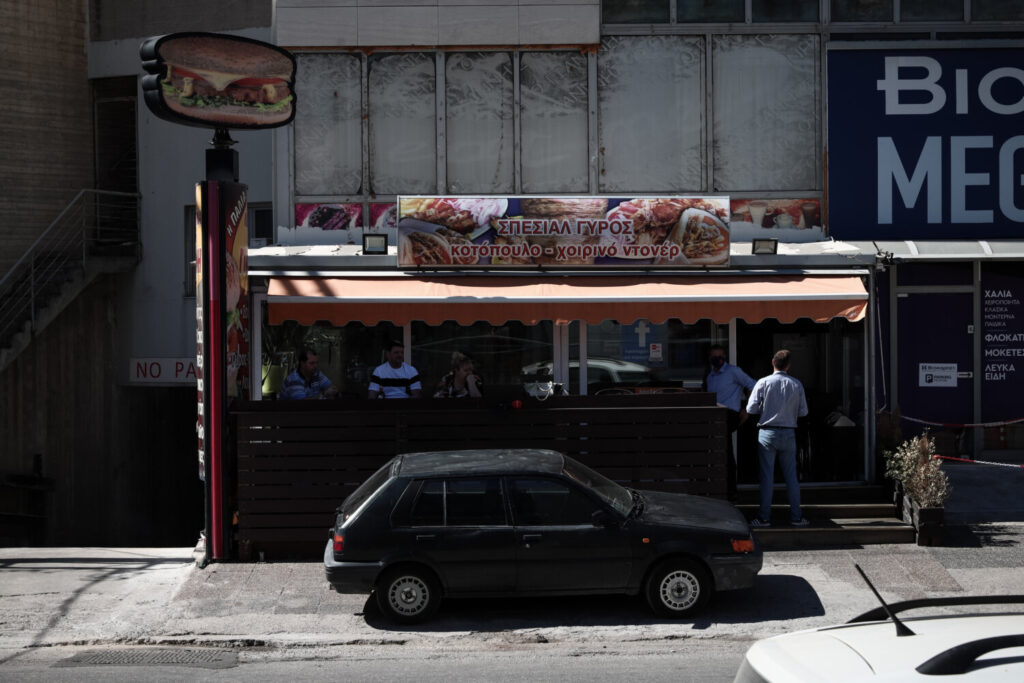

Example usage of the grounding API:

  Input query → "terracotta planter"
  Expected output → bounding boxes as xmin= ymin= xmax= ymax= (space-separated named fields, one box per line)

xmin=902 ymin=495 xmax=945 ymax=546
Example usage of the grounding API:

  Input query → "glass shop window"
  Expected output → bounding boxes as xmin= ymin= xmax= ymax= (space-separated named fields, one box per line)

xmin=598 ymin=36 xmax=705 ymax=192
xmin=712 ymin=33 xmax=820 ymax=192
xmin=974 ymin=0 xmax=1024 ymax=20
xmin=445 ymin=52 xmax=514 ymax=194
xmin=411 ymin=321 xmax=554 ymax=399
xmin=581 ymin=319 xmax=725 ymax=395
xmin=520 ymin=52 xmax=589 ymax=193
xmin=260 ymin=318 xmax=402 ymax=399
xmin=602 ymin=0 xmax=670 ymax=24
xmin=752 ymin=0 xmax=819 ymax=22
xmin=368 ymin=53 xmax=437 ymax=195
xmin=901 ymin=0 xmax=962 ymax=21
xmin=678 ymin=0 xmax=745 ymax=22
xmin=293 ymin=53 xmax=362 ymax=196
xmin=831 ymin=0 xmax=893 ymax=22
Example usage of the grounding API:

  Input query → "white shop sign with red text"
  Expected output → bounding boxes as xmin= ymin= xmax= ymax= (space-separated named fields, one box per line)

xmin=129 ymin=357 xmax=198 ymax=384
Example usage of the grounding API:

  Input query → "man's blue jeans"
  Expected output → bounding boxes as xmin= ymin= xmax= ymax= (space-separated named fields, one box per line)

xmin=757 ymin=427 xmax=802 ymax=522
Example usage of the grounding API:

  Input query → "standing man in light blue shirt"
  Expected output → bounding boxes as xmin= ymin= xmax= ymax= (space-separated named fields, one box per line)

xmin=705 ymin=344 xmax=755 ymax=501
xmin=745 ymin=349 xmax=810 ymax=527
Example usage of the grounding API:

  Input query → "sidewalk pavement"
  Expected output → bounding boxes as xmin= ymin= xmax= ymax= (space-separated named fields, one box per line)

xmin=1 ymin=453 xmax=1022 ymax=658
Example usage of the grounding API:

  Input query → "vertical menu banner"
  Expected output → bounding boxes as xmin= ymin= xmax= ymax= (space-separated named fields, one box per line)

xmin=195 ymin=180 xmax=248 ymax=560
xmin=223 ymin=185 xmax=249 ymax=400
xmin=982 ymin=267 xmax=1024 ymax=421
xmin=195 ymin=185 xmax=206 ymax=481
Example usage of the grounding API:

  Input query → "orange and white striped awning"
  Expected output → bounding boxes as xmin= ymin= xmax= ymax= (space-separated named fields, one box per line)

xmin=266 ymin=274 xmax=868 ymax=326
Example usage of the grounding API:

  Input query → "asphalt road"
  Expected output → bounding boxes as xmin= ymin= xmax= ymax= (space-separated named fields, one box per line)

xmin=0 ymin=639 xmax=753 ymax=682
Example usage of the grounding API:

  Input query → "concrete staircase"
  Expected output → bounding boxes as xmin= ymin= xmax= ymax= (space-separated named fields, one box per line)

xmin=735 ymin=484 xmax=916 ymax=548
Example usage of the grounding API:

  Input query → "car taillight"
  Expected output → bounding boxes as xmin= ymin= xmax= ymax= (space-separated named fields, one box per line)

xmin=731 ymin=538 xmax=754 ymax=553
xmin=333 ymin=533 xmax=344 ymax=553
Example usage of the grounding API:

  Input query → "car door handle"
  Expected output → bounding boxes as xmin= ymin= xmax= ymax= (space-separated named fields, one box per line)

xmin=521 ymin=534 xmax=542 ymax=545
xmin=415 ymin=534 xmax=436 ymax=541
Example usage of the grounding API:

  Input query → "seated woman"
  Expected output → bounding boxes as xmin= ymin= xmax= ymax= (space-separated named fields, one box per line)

xmin=433 ymin=351 xmax=483 ymax=398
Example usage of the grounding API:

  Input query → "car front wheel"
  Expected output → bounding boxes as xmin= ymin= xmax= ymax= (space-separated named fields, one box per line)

xmin=375 ymin=566 xmax=441 ymax=624
xmin=645 ymin=558 xmax=712 ymax=618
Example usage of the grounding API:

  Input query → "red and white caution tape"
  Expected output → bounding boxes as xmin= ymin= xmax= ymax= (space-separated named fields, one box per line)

xmin=933 ymin=455 xmax=1024 ymax=469
xmin=883 ymin=413 xmax=1024 ymax=429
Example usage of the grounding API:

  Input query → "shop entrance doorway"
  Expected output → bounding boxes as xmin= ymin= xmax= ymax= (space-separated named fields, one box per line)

xmin=735 ymin=317 xmax=867 ymax=485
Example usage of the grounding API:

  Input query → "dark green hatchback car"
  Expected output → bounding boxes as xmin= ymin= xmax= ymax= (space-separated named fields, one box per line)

xmin=325 ymin=448 xmax=761 ymax=623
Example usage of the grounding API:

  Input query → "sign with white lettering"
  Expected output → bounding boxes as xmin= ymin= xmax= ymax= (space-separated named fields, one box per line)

xmin=397 ymin=197 xmax=730 ymax=268
xmin=919 ymin=362 xmax=957 ymax=388
xmin=828 ymin=48 xmax=1024 ymax=239
xmin=981 ymin=266 xmax=1024 ymax=420
xmin=129 ymin=357 xmax=198 ymax=384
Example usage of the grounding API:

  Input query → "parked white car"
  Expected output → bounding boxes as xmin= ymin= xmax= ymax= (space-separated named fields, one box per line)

xmin=735 ymin=568 xmax=1024 ymax=682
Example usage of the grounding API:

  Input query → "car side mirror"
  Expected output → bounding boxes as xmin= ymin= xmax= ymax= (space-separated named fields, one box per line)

xmin=592 ymin=509 xmax=617 ymax=527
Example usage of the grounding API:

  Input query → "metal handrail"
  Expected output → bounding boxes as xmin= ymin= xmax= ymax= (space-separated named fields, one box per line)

xmin=0 ymin=189 xmax=140 ymax=348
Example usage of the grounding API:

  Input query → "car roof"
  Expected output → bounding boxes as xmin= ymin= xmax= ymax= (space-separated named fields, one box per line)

xmin=394 ymin=449 xmax=566 ymax=477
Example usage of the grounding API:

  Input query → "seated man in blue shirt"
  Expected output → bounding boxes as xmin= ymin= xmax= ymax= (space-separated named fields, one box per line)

xmin=705 ymin=345 xmax=755 ymax=501
xmin=280 ymin=347 xmax=338 ymax=400
xmin=745 ymin=349 xmax=810 ymax=527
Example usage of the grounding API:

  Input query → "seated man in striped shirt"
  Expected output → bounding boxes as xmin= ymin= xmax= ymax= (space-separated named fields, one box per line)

xmin=280 ymin=347 xmax=338 ymax=400
xmin=368 ymin=340 xmax=422 ymax=399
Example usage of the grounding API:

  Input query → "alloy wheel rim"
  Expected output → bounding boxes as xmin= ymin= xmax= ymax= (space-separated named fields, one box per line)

xmin=389 ymin=576 xmax=429 ymax=615
xmin=659 ymin=570 xmax=699 ymax=611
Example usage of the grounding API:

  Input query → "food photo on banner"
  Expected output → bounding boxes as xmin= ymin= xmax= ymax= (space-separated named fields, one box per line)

xmin=281 ymin=203 xmax=399 ymax=247
xmin=728 ymin=198 xmax=826 ymax=242
xmin=289 ymin=203 xmax=364 ymax=245
xmin=224 ymin=186 xmax=250 ymax=400
xmin=396 ymin=196 xmax=731 ymax=268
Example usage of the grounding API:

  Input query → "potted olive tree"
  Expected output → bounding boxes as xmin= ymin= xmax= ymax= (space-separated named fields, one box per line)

xmin=884 ymin=432 xmax=951 ymax=546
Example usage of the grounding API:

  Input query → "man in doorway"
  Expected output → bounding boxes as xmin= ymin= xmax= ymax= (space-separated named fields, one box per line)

xmin=280 ymin=347 xmax=339 ymax=400
xmin=745 ymin=349 xmax=810 ymax=527
xmin=705 ymin=344 xmax=755 ymax=501
xmin=368 ymin=340 xmax=422 ymax=399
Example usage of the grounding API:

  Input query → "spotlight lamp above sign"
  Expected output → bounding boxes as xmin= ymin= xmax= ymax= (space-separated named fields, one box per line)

xmin=140 ymin=32 xmax=297 ymax=130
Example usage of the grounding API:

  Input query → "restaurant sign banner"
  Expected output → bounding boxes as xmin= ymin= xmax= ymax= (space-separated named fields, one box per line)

xmin=397 ymin=196 xmax=730 ymax=269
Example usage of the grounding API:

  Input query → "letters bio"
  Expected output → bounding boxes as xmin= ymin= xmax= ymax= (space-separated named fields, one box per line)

xmin=875 ymin=56 xmax=1024 ymax=224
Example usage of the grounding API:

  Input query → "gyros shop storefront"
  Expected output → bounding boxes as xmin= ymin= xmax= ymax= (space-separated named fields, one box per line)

xmin=250 ymin=195 xmax=874 ymax=496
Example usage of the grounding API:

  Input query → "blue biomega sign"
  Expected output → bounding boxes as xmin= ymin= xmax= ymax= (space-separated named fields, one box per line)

xmin=828 ymin=47 xmax=1024 ymax=240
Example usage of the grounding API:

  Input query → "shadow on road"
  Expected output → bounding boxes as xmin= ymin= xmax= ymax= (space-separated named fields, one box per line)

xmin=361 ymin=574 xmax=823 ymax=632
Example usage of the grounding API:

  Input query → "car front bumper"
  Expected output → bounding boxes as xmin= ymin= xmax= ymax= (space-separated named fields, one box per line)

xmin=708 ymin=551 xmax=763 ymax=591
xmin=323 ymin=540 xmax=382 ymax=592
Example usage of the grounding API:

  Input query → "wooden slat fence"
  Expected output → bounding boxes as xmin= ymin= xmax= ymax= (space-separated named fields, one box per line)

xmin=232 ymin=394 xmax=727 ymax=558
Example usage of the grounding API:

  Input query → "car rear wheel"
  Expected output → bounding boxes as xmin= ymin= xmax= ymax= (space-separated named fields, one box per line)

xmin=645 ymin=558 xmax=712 ymax=618
xmin=375 ymin=566 xmax=441 ymax=624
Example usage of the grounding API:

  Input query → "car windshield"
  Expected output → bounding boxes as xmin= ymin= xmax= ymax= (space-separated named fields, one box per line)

xmin=561 ymin=455 xmax=633 ymax=517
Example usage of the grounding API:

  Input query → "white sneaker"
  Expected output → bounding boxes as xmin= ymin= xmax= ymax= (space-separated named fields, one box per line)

xmin=790 ymin=517 xmax=810 ymax=527
xmin=750 ymin=518 xmax=771 ymax=528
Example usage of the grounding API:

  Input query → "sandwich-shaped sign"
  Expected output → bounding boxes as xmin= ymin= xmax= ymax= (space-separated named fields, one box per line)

xmin=141 ymin=32 xmax=296 ymax=130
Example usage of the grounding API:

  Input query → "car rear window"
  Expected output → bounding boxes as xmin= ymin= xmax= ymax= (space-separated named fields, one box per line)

xmin=341 ymin=462 xmax=393 ymax=514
